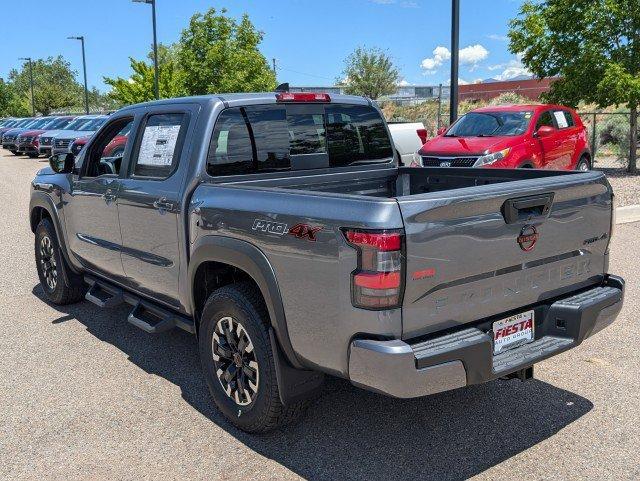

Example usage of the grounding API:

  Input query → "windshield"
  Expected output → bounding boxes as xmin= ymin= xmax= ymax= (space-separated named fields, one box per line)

xmin=445 ymin=111 xmax=533 ymax=137
xmin=47 ymin=117 xmax=74 ymax=130
xmin=26 ymin=118 xmax=54 ymax=130
xmin=15 ymin=118 xmax=35 ymax=128
xmin=64 ymin=117 xmax=90 ymax=130
xmin=78 ymin=117 xmax=107 ymax=131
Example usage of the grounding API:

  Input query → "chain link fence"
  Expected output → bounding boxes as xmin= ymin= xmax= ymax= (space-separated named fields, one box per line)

xmin=578 ymin=111 xmax=637 ymax=170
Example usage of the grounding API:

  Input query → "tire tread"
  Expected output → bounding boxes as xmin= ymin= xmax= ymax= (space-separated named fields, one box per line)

xmin=201 ymin=282 xmax=309 ymax=433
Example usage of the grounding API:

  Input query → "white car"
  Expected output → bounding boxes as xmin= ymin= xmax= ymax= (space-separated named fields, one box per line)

xmin=387 ymin=122 xmax=427 ymax=166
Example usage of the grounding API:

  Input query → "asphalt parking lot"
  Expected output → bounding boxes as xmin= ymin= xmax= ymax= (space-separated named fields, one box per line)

xmin=1 ymin=148 xmax=638 ymax=481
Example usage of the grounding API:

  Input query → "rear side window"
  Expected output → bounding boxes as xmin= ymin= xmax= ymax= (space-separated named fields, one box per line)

xmin=325 ymin=105 xmax=393 ymax=167
xmin=553 ymin=110 xmax=575 ymax=129
xmin=535 ymin=111 xmax=555 ymax=129
xmin=131 ymin=113 xmax=188 ymax=178
xmin=207 ymin=103 xmax=392 ymax=176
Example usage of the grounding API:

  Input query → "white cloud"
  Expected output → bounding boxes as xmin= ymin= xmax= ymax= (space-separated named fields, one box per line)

xmin=420 ymin=46 xmax=451 ymax=73
xmin=486 ymin=34 xmax=509 ymax=42
xmin=421 ymin=44 xmax=488 ymax=74
xmin=444 ymin=78 xmax=472 ymax=86
xmin=488 ymin=58 xmax=532 ymax=81
xmin=398 ymin=79 xmax=411 ymax=86
xmin=459 ymin=44 xmax=489 ymax=68
xmin=495 ymin=65 xmax=531 ymax=81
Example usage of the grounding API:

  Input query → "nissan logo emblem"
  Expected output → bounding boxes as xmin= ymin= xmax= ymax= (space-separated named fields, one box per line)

xmin=517 ymin=225 xmax=539 ymax=251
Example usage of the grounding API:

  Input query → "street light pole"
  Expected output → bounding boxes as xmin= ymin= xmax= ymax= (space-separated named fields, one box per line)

xmin=68 ymin=36 xmax=89 ymax=113
xmin=151 ymin=0 xmax=159 ymax=100
xmin=450 ymin=0 xmax=460 ymax=125
xmin=133 ymin=0 xmax=159 ymax=100
xmin=19 ymin=57 xmax=35 ymax=116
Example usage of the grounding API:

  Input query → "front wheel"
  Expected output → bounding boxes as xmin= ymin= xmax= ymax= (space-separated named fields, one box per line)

xmin=576 ymin=156 xmax=591 ymax=171
xmin=198 ymin=283 xmax=309 ymax=433
xmin=35 ymin=218 xmax=86 ymax=305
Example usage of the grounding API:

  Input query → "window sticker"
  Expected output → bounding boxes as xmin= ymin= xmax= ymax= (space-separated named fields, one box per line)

xmin=138 ymin=124 xmax=182 ymax=166
xmin=554 ymin=111 xmax=568 ymax=128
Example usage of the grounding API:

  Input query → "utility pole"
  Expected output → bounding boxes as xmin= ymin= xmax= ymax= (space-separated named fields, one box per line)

xmin=133 ymin=0 xmax=159 ymax=100
xmin=450 ymin=0 xmax=460 ymax=125
xmin=272 ymin=58 xmax=277 ymax=79
xmin=68 ymin=36 xmax=89 ymax=113
xmin=19 ymin=57 xmax=35 ymax=116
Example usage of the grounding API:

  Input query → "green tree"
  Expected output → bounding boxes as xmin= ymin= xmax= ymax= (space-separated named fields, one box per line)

xmin=0 ymin=79 xmax=12 ymax=116
xmin=338 ymin=47 xmax=400 ymax=100
xmin=104 ymin=43 xmax=185 ymax=106
xmin=8 ymin=56 xmax=83 ymax=115
xmin=509 ymin=0 xmax=640 ymax=173
xmin=177 ymin=8 xmax=275 ymax=94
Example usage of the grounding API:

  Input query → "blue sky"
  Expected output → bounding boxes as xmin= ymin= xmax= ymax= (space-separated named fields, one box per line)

xmin=0 ymin=0 xmax=528 ymax=92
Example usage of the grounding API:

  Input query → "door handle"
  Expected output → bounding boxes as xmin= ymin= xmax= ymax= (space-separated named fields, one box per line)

xmin=502 ymin=193 xmax=555 ymax=224
xmin=153 ymin=197 xmax=174 ymax=212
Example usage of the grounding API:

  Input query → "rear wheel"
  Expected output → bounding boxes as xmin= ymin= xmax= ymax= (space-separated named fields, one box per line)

xmin=198 ymin=283 xmax=309 ymax=433
xmin=35 ymin=218 xmax=86 ymax=305
xmin=576 ymin=156 xmax=591 ymax=171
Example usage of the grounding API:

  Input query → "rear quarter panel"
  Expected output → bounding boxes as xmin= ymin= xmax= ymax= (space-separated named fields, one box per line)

xmin=190 ymin=184 xmax=404 ymax=377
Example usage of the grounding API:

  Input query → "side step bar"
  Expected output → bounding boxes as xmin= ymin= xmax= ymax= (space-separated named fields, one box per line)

xmin=127 ymin=301 xmax=195 ymax=334
xmin=84 ymin=276 xmax=195 ymax=334
xmin=85 ymin=280 xmax=124 ymax=308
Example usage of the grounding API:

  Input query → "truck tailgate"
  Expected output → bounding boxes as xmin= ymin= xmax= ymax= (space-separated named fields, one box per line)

xmin=398 ymin=172 xmax=612 ymax=339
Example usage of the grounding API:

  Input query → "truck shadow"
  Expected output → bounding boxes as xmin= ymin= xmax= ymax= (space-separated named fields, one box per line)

xmin=34 ymin=285 xmax=593 ymax=481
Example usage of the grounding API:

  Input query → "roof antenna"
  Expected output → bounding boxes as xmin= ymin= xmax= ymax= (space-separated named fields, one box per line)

xmin=275 ymin=82 xmax=290 ymax=92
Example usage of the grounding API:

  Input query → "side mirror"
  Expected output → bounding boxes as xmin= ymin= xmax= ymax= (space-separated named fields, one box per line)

xmin=535 ymin=125 xmax=555 ymax=138
xmin=437 ymin=127 xmax=447 ymax=136
xmin=49 ymin=153 xmax=75 ymax=174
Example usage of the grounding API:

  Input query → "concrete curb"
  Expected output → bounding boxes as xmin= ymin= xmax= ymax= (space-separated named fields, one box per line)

xmin=616 ymin=205 xmax=640 ymax=225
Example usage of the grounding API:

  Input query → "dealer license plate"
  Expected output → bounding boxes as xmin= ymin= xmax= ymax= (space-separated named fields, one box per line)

xmin=492 ymin=310 xmax=534 ymax=355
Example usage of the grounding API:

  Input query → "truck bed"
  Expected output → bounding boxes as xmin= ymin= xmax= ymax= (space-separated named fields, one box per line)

xmin=202 ymin=166 xmax=611 ymax=346
xmin=219 ymin=166 xmax=582 ymax=198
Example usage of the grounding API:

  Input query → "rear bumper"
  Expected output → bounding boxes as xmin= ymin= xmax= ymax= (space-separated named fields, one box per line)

xmin=348 ymin=275 xmax=624 ymax=398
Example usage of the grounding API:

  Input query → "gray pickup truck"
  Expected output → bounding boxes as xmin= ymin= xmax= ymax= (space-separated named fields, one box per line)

xmin=30 ymin=91 xmax=624 ymax=433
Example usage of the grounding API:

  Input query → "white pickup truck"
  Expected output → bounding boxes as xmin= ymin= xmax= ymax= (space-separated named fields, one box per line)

xmin=388 ymin=121 xmax=427 ymax=165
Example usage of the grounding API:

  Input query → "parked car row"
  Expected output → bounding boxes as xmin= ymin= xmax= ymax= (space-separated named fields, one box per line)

xmin=2 ymin=102 xmax=590 ymax=174
xmin=0 ymin=115 xmax=108 ymax=159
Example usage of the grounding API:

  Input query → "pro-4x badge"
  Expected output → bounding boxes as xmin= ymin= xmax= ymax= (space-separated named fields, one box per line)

xmin=252 ymin=219 xmax=288 ymax=235
xmin=289 ymin=223 xmax=323 ymax=241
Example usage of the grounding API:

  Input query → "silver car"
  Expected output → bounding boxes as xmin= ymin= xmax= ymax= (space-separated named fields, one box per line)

xmin=49 ymin=115 xmax=108 ymax=155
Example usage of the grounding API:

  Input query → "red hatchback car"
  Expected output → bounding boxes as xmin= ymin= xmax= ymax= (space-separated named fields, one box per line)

xmin=414 ymin=104 xmax=591 ymax=171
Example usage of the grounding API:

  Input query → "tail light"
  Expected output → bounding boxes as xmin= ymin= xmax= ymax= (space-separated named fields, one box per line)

xmin=416 ymin=128 xmax=428 ymax=145
xmin=344 ymin=229 xmax=404 ymax=309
